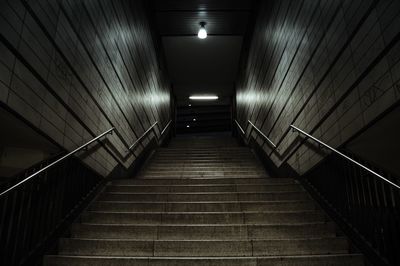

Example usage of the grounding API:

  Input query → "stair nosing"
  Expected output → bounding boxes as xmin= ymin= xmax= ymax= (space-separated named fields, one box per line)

xmin=84 ymin=210 xmax=322 ymax=214
xmin=75 ymin=222 xmax=333 ymax=227
xmin=62 ymin=237 xmax=347 ymax=242
xmin=101 ymin=191 xmax=305 ymax=195
xmin=93 ymin=200 xmax=312 ymax=203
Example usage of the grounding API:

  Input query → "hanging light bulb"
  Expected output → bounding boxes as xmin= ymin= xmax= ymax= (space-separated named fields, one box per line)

xmin=198 ymin=22 xmax=207 ymax=39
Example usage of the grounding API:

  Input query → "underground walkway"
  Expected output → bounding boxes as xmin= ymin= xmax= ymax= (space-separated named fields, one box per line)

xmin=45 ymin=136 xmax=363 ymax=265
xmin=1 ymin=0 xmax=400 ymax=265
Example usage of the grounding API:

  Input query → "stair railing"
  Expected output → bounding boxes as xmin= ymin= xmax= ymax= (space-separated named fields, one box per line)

xmin=128 ymin=120 xmax=172 ymax=151
xmin=0 ymin=127 xmax=115 ymax=197
xmin=235 ymin=118 xmax=400 ymax=264
xmin=0 ymin=119 xmax=173 ymax=265
xmin=289 ymin=124 xmax=400 ymax=190
xmin=234 ymin=119 xmax=277 ymax=149
xmin=290 ymin=124 xmax=400 ymax=264
xmin=0 ymin=119 xmax=173 ymax=197
xmin=235 ymin=119 xmax=399 ymax=190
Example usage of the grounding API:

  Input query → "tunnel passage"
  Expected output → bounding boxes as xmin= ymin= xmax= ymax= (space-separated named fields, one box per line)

xmin=1 ymin=0 xmax=400 ymax=265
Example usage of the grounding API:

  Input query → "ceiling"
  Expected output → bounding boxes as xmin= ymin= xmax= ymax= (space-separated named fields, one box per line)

xmin=151 ymin=0 xmax=254 ymax=106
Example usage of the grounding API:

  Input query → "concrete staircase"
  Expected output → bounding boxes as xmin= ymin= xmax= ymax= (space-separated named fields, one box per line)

xmin=45 ymin=136 xmax=364 ymax=265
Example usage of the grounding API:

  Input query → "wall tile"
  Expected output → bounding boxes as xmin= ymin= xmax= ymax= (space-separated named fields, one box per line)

xmin=236 ymin=0 xmax=400 ymax=174
xmin=0 ymin=0 xmax=171 ymax=176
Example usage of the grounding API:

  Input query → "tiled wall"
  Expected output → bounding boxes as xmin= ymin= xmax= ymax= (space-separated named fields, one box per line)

xmin=236 ymin=0 xmax=400 ymax=174
xmin=0 ymin=0 xmax=171 ymax=176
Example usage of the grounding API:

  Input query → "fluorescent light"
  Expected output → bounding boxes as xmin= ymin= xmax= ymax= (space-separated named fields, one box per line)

xmin=186 ymin=125 xmax=190 ymax=128
xmin=189 ymin=95 xmax=218 ymax=100
xmin=198 ymin=22 xmax=207 ymax=39
xmin=188 ymin=104 xmax=192 ymax=107
xmin=193 ymin=118 xmax=196 ymax=121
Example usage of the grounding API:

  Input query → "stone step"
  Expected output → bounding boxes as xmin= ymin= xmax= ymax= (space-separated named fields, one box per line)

xmin=168 ymin=144 xmax=241 ymax=147
xmin=144 ymin=167 xmax=265 ymax=171
xmin=136 ymin=174 xmax=269 ymax=179
xmin=157 ymin=151 xmax=252 ymax=154
xmin=71 ymin=223 xmax=336 ymax=240
xmin=149 ymin=162 xmax=261 ymax=165
xmin=89 ymin=201 xmax=316 ymax=212
xmin=157 ymin=148 xmax=250 ymax=152
xmin=44 ymin=254 xmax=365 ymax=266
xmin=58 ymin=238 xmax=349 ymax=257
xmin=80 ymin=211 xmax=325 ymax=224
xmin=154 ymin=155 xmax=254 ymax=159
xmin=105 ymin=184 xmax=303 ymax=193
xmin=148 ymin=164 xmax=262 ymax=168
xmin=151 ymin=156 xmax=256 ymax=159
xmin=140 ymin=172 xmax=267 ymax=177
xmin=111 ymin=178 xmax=294 ymax=185
xmin=98 ymin=191 xmax=309 ymax=202
xmin=152 ymin=156 xmax=255 ymax=160
xmin=151 ymin=160 xmax=257 ymax=163
xmin=154 ymin=152 xmax=253 ymax=154
xmin=140 ymin=170 xmax=267 ymax=175
xmin=157 ymin=150 xmax=249 ymax=152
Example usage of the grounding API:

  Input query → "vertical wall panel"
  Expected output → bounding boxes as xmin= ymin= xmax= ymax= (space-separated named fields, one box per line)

xmin=236 ymin=0 xmax=400 ymax=174
xmin=0 ymin=0 xmax=171 ymax=176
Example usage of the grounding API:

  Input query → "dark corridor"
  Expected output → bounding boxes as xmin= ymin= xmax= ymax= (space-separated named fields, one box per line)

xmin=0 ymin=0 xmax=400 ymax=265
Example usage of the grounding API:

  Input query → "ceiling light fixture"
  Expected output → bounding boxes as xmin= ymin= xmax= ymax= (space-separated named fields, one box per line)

xmin=198 ymin=22 xmax=207 ymax=39
xmin=189 ymin=95 xmax=218 ymax=100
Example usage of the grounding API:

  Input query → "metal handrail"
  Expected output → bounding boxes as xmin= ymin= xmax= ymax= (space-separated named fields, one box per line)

xmin=248 ymin=120 xmax=277 ymax=148
xmin=0 ymin=118 xmax=174 ymax=197
xmin=129 ymin=122 xmax=158 ymax=150
xmin=234 ymin=120 xmax=245 ymax=135
xmin=234 ymin=119 xmax=277 ymax=148
xmin=160 ymin=120 xmax=172 ymax=136
xmin=290 ymin=124 xmax=400 ymax=190
xmin=0 ymin=127 xmax=115 ymax=197
xmin=128 ymin=119 xmax=173 ymax=150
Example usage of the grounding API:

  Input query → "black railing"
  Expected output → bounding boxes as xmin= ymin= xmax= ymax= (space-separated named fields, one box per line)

xmin=301 ymin=151 xmax=400 ymax=265
xmin=234 ymin=118 xmax=400 ymax=265
xmin=0 ymin=156 xmax=103 ymax=265
xmin=0 ymin=120 xmax=173 ymax=265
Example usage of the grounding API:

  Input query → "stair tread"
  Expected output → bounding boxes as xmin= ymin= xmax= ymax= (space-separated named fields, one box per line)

xmin=46 ymin=254 xmax=363 ymax=258
xmin=92 ymin=200 xmax=312 ymax=203
xmin=85 ymin=210 xmax=321 ymax=214
xmin=62 ymin=237 xmax=346 ymax=242
xmin=48 ymin=137 xmax=363 ymax=265
xmin=107 ymin=184 xmax=297 ymax=187
xmin=75 ymin=222 xmax=333 ymax=226
xmin=58 ymin=237 xmax=349 ymax=257
xmin=101 ymin=191 xmax=305 ymax=195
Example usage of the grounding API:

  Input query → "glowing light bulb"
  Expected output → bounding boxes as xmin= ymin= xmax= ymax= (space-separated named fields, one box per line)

xmin=189 ymin=95 xmax=218 ymax=100
xmin=198 ymin=22 xmax=207 ymax=39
